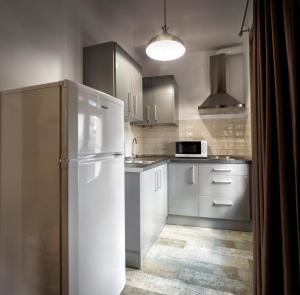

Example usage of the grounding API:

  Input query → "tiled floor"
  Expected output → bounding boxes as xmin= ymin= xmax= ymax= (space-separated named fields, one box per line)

xmin=122 ymin=225 xmax=253 ymax=295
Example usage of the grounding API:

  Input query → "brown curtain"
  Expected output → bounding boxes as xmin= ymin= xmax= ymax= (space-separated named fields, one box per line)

xmin=250 ymin=0 xmax=300 ymax=294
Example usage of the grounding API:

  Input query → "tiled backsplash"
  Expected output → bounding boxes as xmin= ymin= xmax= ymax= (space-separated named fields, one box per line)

xmin=125 ymin=115 xmax=252 ymax=158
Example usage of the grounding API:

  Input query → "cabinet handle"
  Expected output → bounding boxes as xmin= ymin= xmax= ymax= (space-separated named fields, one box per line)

xmin=128 ymin=93 xmax=132 ymax=116
xmin=212 ymin=180 xmax=232 ymax=184
xmin=213 ymin=201 xmax=234 ymax=206
xmin=212 ymin=168 xmax=232 ymax=172
xmin=191 ymin=166 xmax=195 ymax=184
xmin=133 ymin=95 xmax=137 ymax=117
xmin=146 ymin=105 xmax=150 ymax=123
xmin=154 ymin=171 xmax=157 ymax=192
xmin=158 ymin=170 xmax=162 ymax=189
xmin=154 ymin=104 xmax=157 ymax=122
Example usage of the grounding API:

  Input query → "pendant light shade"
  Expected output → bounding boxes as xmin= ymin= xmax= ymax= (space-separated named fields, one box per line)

xmin=146 ymin=0 xmax=185 ymax=61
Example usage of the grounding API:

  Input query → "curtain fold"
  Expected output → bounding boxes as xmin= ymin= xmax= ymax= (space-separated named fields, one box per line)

xmin=250 ymin=0 xmax=300 ymax=294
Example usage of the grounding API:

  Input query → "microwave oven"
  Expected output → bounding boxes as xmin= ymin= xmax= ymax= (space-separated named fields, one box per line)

xmin=175 ymin=141 xmax=208 ymax=158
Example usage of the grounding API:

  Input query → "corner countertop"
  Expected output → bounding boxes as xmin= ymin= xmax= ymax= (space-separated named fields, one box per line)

xmin=125 ymin=157 xmax=170 ymax=173
xmin=171 ymin=156 xmax=252 ymax=164
xmin=125 ymin=155 xmax=252 ymax=173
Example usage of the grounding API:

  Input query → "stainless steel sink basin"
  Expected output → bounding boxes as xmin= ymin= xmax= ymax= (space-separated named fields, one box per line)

xmin=125 ymin=159 xmax=156 ymax=165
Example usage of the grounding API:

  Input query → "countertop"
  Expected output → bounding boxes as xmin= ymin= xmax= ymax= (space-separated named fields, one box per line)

xmin=125 ymin=155 xmax=252 ymax=173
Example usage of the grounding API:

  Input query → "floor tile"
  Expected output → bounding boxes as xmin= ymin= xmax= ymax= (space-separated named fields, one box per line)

xmin=122 ymin=225 xmax=253 ymax=295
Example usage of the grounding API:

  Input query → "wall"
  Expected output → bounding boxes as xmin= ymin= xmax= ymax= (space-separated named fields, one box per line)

xmin=0 ymin=0 xmax=140 ymax=91
xmin=0 ymin=0 xmax=82 ymax=90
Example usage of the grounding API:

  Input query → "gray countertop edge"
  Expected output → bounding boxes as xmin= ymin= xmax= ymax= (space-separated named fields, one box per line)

xmin=171 ymin=158 xmax=252 ymax=164
xmin=125 ymin=159 xmax=171 ymax=173
xmin=125 ymin=156 xmax=252 ymax=173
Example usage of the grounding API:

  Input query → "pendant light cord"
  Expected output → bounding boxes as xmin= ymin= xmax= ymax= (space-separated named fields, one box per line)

xmin=162 ymin=0 xmax=169 ymax=32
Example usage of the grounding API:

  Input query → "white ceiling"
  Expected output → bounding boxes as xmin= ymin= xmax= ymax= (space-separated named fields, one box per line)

xmin=81 ymin=0 xmax=252 ymax=60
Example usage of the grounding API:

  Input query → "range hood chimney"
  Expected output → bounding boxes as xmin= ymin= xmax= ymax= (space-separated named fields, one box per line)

xmin=198 ymin=54 xmax=245 ymax=115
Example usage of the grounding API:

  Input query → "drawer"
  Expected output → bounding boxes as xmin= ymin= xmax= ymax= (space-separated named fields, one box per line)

xmin=198 ymin=194 xmax=250 ymax=221
xmin=199 ymin=175 xmax=249 ymax=197
xmin=198 ymin=164 xmax=249 ymax=176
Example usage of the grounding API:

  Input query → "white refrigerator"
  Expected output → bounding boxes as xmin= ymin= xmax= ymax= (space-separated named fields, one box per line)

xmin=0 ymin=80 xmax=125 ymax=295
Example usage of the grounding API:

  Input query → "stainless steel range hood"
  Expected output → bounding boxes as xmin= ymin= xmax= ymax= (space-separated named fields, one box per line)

xmin=198 ymin=54 xmax=245 ymax=115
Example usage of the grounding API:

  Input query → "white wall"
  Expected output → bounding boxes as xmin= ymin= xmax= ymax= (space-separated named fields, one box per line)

xmin=0 ymin=0 xmax=144 ymax=91
xmin=0 ymin=0 xmax=82 ymax=90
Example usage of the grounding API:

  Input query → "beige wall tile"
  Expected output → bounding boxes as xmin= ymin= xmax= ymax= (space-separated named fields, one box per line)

xmin=125 ymin=116 xmax=252 ymax=157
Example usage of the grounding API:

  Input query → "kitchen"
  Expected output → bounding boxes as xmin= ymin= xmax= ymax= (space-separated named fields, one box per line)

xmin=0 ymin=1 xmax=299 ymax=295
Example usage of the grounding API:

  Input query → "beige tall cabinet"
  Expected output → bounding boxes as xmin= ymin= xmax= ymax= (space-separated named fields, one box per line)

xmin=83 ymin=42 xmax=143 ymax=121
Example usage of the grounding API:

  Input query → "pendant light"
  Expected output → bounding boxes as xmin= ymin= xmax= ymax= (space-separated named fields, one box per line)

xmin=146 ymin=0 xmax=185 ymax=61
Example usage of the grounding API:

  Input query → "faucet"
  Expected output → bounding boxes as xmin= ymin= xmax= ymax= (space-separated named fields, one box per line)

xmin=131 ymin=138 xmax=137 ymax=159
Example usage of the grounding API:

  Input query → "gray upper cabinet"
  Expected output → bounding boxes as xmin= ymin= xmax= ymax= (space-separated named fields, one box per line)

xmin=130 ymin=62 xmax=143 ymax=121
xmin=83 ymin=42 xmax=143 ymax=121
xmin=133 ymin=75 xmax=178 ymax=126
xmin=115 ymin=46 xmax=132 ymax=118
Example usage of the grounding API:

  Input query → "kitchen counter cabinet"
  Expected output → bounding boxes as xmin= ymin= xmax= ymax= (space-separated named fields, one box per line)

xmin=125 ymin=163 xmax=168 ymax=268
xmin=168 ymin=162 xmax=251 ymax=230
xmin=168 ymin=163 xmax=198 ymax=217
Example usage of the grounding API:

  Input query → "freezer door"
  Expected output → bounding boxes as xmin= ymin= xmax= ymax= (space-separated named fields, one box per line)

xmin=65 ymin=81 xmax=124 ymax=158
xmin=67 ymin=155 xmax=125 ymax=295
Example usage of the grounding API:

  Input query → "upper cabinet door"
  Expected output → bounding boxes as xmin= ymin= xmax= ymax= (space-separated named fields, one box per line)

xmin=134 ymin=75 xmax=178 ymax=126
xmin=142 ymin=77 xmax=153 ymax=124
xmin=131 ymin=63 xmax=143 ymax=121
xmin=115 ymin=47 xmax=132 ymax=118
xmin=152 ymin=76 xmax=175 ymax=124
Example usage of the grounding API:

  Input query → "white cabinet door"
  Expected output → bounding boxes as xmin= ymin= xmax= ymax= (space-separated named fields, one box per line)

xmin=158 ymin=164 xmax=168 ymax=224
xmin=140 ymin=164 xmax=168 ymax=256
xmin=140 ymin=168 xmax=157 ymax=255
xmin=168 ymin=163 xmax=199 ymax=217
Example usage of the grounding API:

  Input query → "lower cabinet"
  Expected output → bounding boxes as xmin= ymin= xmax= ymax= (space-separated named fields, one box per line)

xmin=125 ymin=164 xmax=168 ymax=268
xmin=168 ymin=162 xmax=250 ymax=222
xmin=168 ymin=163 xmax=198 ymax=217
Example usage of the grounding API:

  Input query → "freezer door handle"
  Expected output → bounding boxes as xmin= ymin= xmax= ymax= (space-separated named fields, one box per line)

xmin=60 ymin=153 xmax=123 ymax=167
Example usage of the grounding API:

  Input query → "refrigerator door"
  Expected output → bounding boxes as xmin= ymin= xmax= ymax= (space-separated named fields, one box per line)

xmin=63 ymin=81 xmax=124 ymax=159
xmin=67 ymin=155 xmax=125 ymax=295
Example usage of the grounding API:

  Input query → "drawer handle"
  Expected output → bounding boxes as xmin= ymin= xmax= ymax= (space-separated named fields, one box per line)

xmin=212 ymin=180 xmax=232 ymax=184
xmin=213 ymin=201 xmax=234 ymax=206
xmin=212 ymin=168 xmax=232 ymax=172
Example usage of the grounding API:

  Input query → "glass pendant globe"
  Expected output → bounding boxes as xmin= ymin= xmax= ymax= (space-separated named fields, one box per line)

xmin=146 ymin=32 xmax=185 ymax=61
